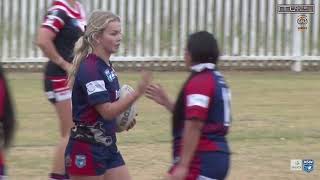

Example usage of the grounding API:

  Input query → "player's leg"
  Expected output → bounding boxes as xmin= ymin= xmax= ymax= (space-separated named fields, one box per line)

xmin=103 ymin=148 xmax=130 ymax=180
xmin=50 ymin=99 xmax=73 ymax=179
xmin=45 ymin=77 xmax=73 ymax=179
xmin=70 ymin=175 xmax=104 ymax=180
xmin=103 ymin=165 xmax=131 ymax=180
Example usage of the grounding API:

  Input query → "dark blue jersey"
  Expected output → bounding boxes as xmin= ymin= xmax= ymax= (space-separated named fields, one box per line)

xmin=41 ymin=0 xmax=86 ymax=76
xmin=72 ymin=54 xmax=120 ymax=137
xmin=172 ymin=63 xmax=231 ymax=156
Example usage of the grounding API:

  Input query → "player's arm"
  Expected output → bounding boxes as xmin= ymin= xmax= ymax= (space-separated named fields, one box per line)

xmin=95 ymin=91 xmax=141 ymax=120
xmin=36 ymin=9 xmax=72 ymax=71
xmin=36 ymin=28 xmax=71 ymax=71
xmin=95 ymin=71 xmax=152 ymax=120
xmin=177 ymin=75 xmax=213 ymax=169
xmin=179 ymin=119 xmax=204 ymax=168
xmin=146 ymin=84 xmax=175 ymax=112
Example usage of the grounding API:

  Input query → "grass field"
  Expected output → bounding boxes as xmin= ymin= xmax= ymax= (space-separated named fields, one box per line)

xmin=5 ymin=71 xmax=320 ymax=180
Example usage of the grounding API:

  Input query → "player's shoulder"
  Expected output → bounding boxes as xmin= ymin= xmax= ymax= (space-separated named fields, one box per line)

xmin=188 ymin=70 xmax=214 ymax=86
xmin=79 ymin=56 xmax=96 ymax=71
xmin=78 ymin=54 xmax=108 ymax=77
xmin=184 ymin=71 xmax=215 ymax=95
xmin=48 ymin=0 xmax=81 ymax=18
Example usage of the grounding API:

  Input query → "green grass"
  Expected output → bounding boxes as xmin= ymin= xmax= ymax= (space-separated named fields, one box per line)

xmin=5 ymin=71 xmax=320 ymax=180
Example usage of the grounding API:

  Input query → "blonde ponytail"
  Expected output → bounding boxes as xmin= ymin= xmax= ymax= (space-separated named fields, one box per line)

xmin=68 ymin=36 xmax=92 ymax=87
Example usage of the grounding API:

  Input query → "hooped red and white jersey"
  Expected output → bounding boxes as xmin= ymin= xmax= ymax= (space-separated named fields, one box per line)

xmin=42 ymin=0 xmax=86 ymax=33
xmin=173 ymin=63 xmax=232 ymax=155
xmin=41 ymin=0 xmax=86 ymax=76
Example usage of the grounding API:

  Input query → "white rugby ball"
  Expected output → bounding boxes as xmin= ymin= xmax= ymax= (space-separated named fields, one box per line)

xmin=116 ymin=84 xmax=137 ymax=132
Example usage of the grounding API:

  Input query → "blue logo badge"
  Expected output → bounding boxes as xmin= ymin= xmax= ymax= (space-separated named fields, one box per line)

xmin=104 ymin=69 xmax=116 ymax=82
xmin=75 ymin=155 xmax=86 ymax=168
xmin=303 ymin=159 xmax=314 ymax=173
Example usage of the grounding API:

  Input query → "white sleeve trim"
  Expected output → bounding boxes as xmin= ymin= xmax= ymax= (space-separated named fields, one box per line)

xmin=47 ymin=15 xmax=65 ymax=25
xmin=42 ymin=22 xmax=59 ymax=32
xmin=187 ymin=94 xmax=210 ymax=108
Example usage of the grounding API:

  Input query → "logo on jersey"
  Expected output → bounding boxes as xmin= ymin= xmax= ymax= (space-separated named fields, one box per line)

xmin=85 ymin=80 xmax=106 ymax=95
xmin=303 ymin=159 xmax=314 ymax=173
xmin=75 ymin=155 xmax=86 ymax=168
xmin=104 ymin=69 xmax=117 ymax=82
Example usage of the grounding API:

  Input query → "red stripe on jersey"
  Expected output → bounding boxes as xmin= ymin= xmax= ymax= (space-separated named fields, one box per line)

xmin=42 ymin=18 xmax=64 ymax=32
xmin=184 ymin=71 xmax=215 ymax=122
xmin=52 ymin=1 xmax=82 ymax=18
xmin=186 ymin=106 xmax=208 ymax=121
xmin=52 ymin=19 xmax=64 ymax=30
xmin=202 ymin=123 xmax=228 ymax=135
xmin=79 ymin=108 xmax=99 ymax=125
xmin=0 ymin=150 xmax=4 ymax=165
xmin=197 ymin=138 xmax=219 ymax=151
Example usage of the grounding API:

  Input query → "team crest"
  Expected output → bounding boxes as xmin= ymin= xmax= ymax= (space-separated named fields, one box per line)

xmin=104 ymin=69 xmax=117 ymax=82
xmin=75 ymin=155 xmax=86 ymax=168
xmin=303 ymin=159 xmax=314 ymax=173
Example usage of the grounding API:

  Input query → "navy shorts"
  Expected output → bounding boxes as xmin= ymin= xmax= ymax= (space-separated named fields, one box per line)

xmin=169 ymin=151 xmax=230 ymax=180
xmin=65 ymin=139 xmax=125 ymax=176
xmin=43 ymin=76 xmax=71 ymax=104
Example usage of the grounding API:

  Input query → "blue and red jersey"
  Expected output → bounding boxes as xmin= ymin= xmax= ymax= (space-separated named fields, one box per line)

xmin=172 ymin=63 xmax=231 ymax=157
xmin=72 ymin=54 xmax=120 ymax=138
xmin=41 ymin=0 xmax=86 ymax=76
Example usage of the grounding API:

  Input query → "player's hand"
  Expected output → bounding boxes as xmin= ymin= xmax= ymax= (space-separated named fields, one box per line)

xmin=61 ymin=61 xmax=73 ymax=73
xmin=166 ymin=164 xmax=188 ymax=180
xmin=146 ymin=84 xmax=169 ymax=107
xmin=136 ymin=70 xmax=152 ymax=96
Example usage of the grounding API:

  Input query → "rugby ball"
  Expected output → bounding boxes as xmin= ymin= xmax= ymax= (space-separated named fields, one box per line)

xmin=116 ymin=84 xmax=137 ymax=132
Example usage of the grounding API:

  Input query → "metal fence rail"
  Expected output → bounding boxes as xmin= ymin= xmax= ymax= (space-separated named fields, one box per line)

xmin=0 ymin=0 xmax=319 ymax=71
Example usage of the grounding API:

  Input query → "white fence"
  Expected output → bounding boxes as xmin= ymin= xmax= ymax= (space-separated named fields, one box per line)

xmin=0 ymin=0 xmax=319 ymax=71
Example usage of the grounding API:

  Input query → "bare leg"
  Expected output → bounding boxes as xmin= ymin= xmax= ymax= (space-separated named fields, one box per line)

xmin=51 ymin=99 xmax=74 ymax=175
xmin=103 ymin=165 xmax=131 ymax=180
xmin=70 ymin=175 xmax=104 ymax=180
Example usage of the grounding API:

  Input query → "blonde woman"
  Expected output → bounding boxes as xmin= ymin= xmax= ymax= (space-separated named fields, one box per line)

xmin=65 ymin=10 xmax=151 ymax=180
xmin=36 ymin=0 xmax=86 ymax=179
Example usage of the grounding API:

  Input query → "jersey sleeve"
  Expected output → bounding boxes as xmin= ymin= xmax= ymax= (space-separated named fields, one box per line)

xmin=41 ymin=9 xmax=67 ymax=33
xmin=78 ymin=65 xmax=110 ymax=106
xmin=184 ymin=74 xmax=214 ymax=121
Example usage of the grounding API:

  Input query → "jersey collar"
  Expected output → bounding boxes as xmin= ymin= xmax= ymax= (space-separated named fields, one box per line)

xmin=190 ymin=63 xmax=215 ymax=72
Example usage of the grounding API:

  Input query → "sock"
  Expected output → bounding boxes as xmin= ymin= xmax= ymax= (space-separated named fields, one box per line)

xmin=49 ymin=173 xmax=67 ymax=180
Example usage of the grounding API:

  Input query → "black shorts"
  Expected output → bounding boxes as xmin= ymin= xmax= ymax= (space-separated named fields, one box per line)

xmin=44 ymin=76 xmax=71 ymax=104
